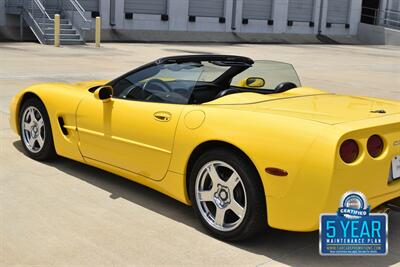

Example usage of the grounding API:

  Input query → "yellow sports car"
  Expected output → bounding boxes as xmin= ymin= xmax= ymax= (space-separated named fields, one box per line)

xmin=9 ymin=55 xmax=400 ymax=241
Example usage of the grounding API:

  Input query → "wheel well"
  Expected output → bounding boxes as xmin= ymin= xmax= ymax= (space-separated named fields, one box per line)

xmin=21 ymin=92 xmax=41 ymax=105
xmin=17 ymin=92 xmax=42 ymax=134
xmin=185 ymin=140 xmax=265 ymax=200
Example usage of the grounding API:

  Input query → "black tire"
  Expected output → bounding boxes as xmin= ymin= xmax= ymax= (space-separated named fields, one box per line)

xmin=189 ymin=148 xmax=266 ymax=241
xmin=19 ymin=97 xmax=56 ymax=161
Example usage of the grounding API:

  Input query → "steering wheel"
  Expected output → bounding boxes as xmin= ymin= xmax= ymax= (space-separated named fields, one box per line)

xmin=274 ymin=82 xmax=297 ymax=93
xmin=141 ymin=79 xmax=172 ymax=101
xmin=142 ymin=79 xmax=173 ymax=101
xmin=143 ymin=79 xmax=172 ymax=93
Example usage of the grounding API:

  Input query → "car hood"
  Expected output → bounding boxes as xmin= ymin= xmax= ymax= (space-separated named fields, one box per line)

xmin=206 ymin=87 xmax=400 ymax=124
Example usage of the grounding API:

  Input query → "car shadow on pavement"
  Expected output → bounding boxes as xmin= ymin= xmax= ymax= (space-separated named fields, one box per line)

xmin=13 ymin=141 xmax=400 ymax=267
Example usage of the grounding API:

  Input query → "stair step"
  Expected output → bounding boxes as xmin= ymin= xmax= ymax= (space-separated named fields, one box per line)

xmin=43 ymin=9 xmax=62 ymax=14
xmin=45 ymin=29 xmax=77 ymax=34
xmin=45 ymin=34 xmax=81 ymax=40
xmin=22 ymin=8 xmax=86 ymax=45
xmin=45 ymin=9 xmax=61 ymax=12
xmin=31 ymin=12 xmax=65 ymax=18
xmin=38 ymin=21 xmax=71 ymax=25
xmin=39 ymin=23 xmax=73 ymax=29
xmin=34 ymin=18 xmax=69 ymax=24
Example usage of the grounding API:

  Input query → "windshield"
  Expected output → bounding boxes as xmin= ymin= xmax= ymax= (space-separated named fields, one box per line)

xmin=197 ymin=62 xmax=230 ymax=82
xmin=113 ymin=62 xmax=204 ymax=104
xmin=231 ymin=60 xmax=301 ymax=90
xmin=111 ymin=58 xmax=302 ymax=105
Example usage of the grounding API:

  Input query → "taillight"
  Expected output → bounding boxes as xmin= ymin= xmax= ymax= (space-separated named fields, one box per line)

xmin=367 ymin=135 xmax=384 ymax=158
xmin=340 ymin=139 xmax=359 ymax=163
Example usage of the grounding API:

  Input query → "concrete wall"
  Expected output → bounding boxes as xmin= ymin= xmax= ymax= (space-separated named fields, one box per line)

xmin=0 ymin=0 xmax=35 ymax=41
xmin=94 ymin=0 xmax=361 ymax=36
xmin=0 ymin=0 xmax=363 ymax=42
xmin=0 ymin=0 xmax=14 ymax=40
xmin=358 ymin=22 xmax=400 ymax=45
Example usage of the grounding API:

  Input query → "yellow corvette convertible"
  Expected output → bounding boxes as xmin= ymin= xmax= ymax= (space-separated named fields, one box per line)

xmin=9 ymin=55 xmax=400 ymax=241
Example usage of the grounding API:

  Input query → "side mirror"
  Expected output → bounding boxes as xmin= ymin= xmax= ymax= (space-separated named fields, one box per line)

xmin=94 ymin=85 xmax=113 ymax=101
xmin=245 ymin=77 xmax=265 ymax=88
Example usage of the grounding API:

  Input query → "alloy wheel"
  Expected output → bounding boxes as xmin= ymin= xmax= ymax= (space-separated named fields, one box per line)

xmin=195 ymin=160 xmax=247 ymax=232
xmin=21 ymin=106 xmax=46 ymax=153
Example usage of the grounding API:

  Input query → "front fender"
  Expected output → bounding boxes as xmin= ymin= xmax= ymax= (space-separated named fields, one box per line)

xmin=9 ymin=83 xmax=89 ymax=162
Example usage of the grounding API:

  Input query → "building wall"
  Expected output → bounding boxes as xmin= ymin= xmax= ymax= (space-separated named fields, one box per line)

xmin=0 ymin=0 xmax=35 ymax=41
xmin=97 ymin=0 xmax=361 ymax=35
xmin=1 ymin=0 xmax=363 ymax=42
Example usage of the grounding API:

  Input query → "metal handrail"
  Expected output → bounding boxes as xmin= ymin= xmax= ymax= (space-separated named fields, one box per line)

xmin=64 ymin=0 xmax=91 ymax=23
xmin=20 ymin=0 xmax=49 ymax=44
xmin=72 ymin=0 xmax=86 ymax=15
xmin=31 ymin=0 xmax=53 ymax=21
xmin=362 ymin=14 xmax=400 ymax=25
xmin=59 ymin=0 xmax=91 ymax=42
xmin=361 ymin=6 xmax=400 ymax=28
xmin=24 ymin=8 xmax=45 ymax=36
xmin=363 ymin=6 xmax=400 ymax=16
xmin=385 ymin=9 xmax=400 ymax=15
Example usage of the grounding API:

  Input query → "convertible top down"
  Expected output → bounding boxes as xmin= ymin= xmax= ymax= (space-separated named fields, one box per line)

xmin=10 ymin=55 xmax=400 ymax=240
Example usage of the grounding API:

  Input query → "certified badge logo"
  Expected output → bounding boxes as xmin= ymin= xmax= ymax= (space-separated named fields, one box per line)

xmin=338 ymin=192 xmax=370 ymax=219
xmin=320 ymin=191 xmax=388 ymax=256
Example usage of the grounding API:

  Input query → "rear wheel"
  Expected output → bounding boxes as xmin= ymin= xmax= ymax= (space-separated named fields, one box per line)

xmin=189 ymin=148 xmax=266 ymax=241
xmin=19 ymin=98 xmax=56 ymax=161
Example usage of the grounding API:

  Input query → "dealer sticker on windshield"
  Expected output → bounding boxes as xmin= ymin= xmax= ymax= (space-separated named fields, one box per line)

xmin=392 ymin=156 xmax=400 ymax=180
xmin=320 ymin=191 xmax=388 ymax=256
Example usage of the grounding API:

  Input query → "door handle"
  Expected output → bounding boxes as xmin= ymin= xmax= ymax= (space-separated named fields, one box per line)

xmin=154 ymin=111 xmax=171 ymax=122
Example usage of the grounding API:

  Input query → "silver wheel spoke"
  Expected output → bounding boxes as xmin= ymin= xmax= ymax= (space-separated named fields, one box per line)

xmin=37 ymin=135 xmax=44 ymax=148
xmin=23 ymin=122 xmax=31 ymax=131
xmin=37 ymin=118 xmax=44 ymax=129
xmin=198 ymin=190 xmax=214 ymax=202
xmin=28 ymin=108 xmax=36 ymax=122
xmin=226 ymin=172 xmax=240 ymax=191
xmin=207 ymin=164 xmax=222 ymax=184
xmin=229 ymin=200 xmax=245 ymax=218
xmin=28 ymin=137 xmax=36 ymax=147
xmin=214 ymin=208 xmax=226 ymax=227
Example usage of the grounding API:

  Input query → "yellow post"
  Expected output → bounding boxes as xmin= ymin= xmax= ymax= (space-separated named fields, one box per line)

xmin=54 ymin=14 xmax=60 ymax=47
xmin=95 ymin=16 xmax=101 ymax=47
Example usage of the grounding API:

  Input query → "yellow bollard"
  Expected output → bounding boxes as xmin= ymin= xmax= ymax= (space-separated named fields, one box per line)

xmin=95 ymin=16 xmax=101 ymax=47
xmin=54 ymin=14 xmax=60 ymax=47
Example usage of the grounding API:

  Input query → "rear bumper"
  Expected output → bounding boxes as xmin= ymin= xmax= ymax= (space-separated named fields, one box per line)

xmin=265 ymin=115 xmax=400 ymax=231
xmin=266 ymin=185 xmax=400 ymax=232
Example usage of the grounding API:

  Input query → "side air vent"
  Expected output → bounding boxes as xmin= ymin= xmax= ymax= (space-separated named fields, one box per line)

xmin=58 ymin=117 xmax=68 ymax=135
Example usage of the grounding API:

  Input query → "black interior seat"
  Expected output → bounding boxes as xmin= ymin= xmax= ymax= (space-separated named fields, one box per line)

xmin=189 ymin=86 xmax=221 ymax=104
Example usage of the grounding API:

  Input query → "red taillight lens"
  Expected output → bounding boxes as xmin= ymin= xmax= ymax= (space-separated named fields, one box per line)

xmin=367 ymin=135 xmax=384 ymax=158
xmin=340 ymin=139 xmax=359 ymax=163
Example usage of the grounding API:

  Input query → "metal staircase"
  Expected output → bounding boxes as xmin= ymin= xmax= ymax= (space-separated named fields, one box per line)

xmin=5 ymin=0 xmax=91 ymax=45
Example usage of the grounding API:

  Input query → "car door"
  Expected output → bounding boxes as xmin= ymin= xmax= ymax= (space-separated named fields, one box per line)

xmin=76 ymin=62 xmax=203 ymax=181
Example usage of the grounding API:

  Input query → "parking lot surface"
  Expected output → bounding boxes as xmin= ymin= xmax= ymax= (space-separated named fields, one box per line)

xmin=0 ymin=43 xmax=399 ymax=266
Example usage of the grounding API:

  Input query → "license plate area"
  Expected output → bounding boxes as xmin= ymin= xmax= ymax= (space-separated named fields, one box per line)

xmin=390 ymin=156 xmax=400 ymax=182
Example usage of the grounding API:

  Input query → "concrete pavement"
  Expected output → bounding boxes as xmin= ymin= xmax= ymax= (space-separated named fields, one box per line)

xmin=0 ymin=43 xmax=399 ymax=266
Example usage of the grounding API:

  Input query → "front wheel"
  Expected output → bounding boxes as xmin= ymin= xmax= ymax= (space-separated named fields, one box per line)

xmin=19 ymin=98 xmax=56 ymax=161
xmin=189 ymin=149 xmax=266 ymax=241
